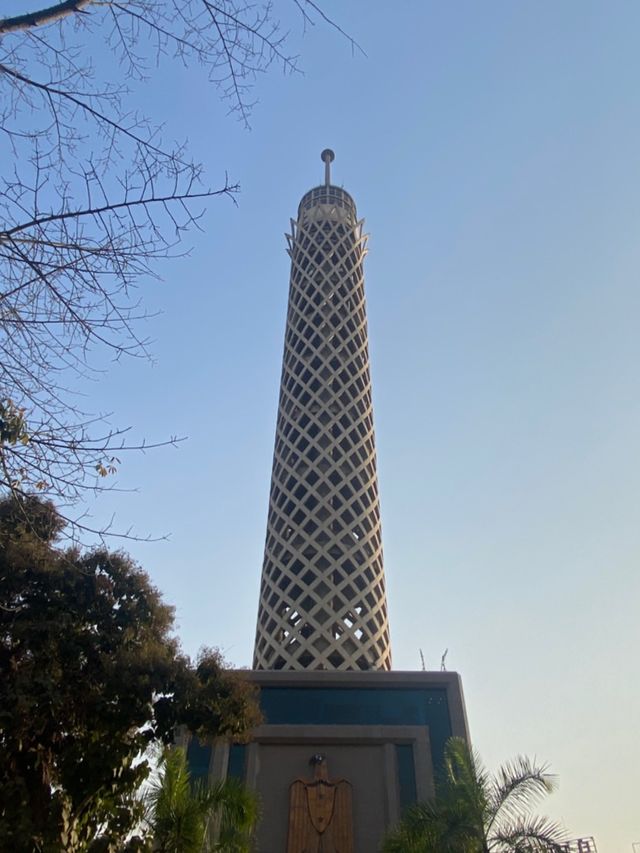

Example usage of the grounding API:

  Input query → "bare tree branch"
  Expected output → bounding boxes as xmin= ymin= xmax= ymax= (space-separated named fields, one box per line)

xmin=0 ymin=0 xmax=93 ymax=36
xmin=0 ymin=0 xmax=356 ymax=537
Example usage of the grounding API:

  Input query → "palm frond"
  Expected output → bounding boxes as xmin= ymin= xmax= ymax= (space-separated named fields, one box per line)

xmin=440 ymin=737 xmax=489 ymax=838
xmin=381 ymin=737 xmax=564 ymax=853
xmin=488 ymin=757 xmax=556 ymax=831
xmin=206 ymin=776 xmax=259 ymax=852
xmin=382 ymin=797 xmax=481 ymax=853
xmin=381 ymin=801 xmax=447 ymax=853
xmin=490 ymin=814 xmax=567 ymax=852
xmin=144 ymin=747 xmax=258 ymax=853
xmin=144 ymin=747 xmax=207 ymax=852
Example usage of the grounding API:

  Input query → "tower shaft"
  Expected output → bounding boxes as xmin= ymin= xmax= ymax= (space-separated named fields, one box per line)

xmin=253 ymin=163 xmax=391 ymax=671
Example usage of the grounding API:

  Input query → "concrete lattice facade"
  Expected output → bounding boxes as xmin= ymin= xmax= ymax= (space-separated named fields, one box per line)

xmin=253 ymin=153 xmax=391 ymax=671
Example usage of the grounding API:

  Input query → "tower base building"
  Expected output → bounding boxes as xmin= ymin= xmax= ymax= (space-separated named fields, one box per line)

xmin=183 ymin=670 xmax=469 ymax=852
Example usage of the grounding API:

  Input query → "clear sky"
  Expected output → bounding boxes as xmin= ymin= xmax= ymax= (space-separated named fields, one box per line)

xmin=25 ymin=2 xmax=640 ymax=849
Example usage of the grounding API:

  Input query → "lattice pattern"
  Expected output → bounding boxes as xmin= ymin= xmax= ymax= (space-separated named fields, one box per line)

xmin=253 ymin=185 xmax=391 ymax=671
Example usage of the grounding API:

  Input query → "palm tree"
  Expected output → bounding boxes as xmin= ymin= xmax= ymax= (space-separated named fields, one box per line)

xmin=383 ymin=737 xmax=566 ymax=853
xmin=144 ymin=746 xmax=258 ymax=853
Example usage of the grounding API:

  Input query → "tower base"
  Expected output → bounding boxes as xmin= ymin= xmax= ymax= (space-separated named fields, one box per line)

xmin=183 ymin=670 xmax=469 ymax=852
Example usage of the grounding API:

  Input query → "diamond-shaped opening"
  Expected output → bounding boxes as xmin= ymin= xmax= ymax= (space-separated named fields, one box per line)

xmin=342 ymin=583 xmax=355 ymax=599
xmin=327 ymin=651 xmax=345 ymax=667
xmin=305 ymin=494 xmax=319 ymax=511
xmin=301 ymin=569 xmax=316 ymax=586
xmin=297 ymin=651 xmax=314 ymax=668
xmin=301 ymin=595 xmax=315 ymax=612
xmin=315 ymin=555 xmax=330 ymax=571
xmin=315 ymin=607 xmax=331 ymax=625
xmin=300 ymin=622 xmax=314 ymax=638
xmin=313 ymin=636 xmax=330 ymax=652
xmin=342 ymin=638 xmax=358 ymax=655
xmin=314 ymin=580 xmax=330 ymax=598
xmin=314 ymin=527 xmax=330 ymax=546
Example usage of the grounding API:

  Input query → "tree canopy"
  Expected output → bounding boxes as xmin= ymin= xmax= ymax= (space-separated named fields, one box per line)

xmin=0 ymin=495 xmax=260 ymax=851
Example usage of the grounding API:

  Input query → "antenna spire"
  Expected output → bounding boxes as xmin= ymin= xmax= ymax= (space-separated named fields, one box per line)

xmin=321 ymin=148 xmax=335 ymax=186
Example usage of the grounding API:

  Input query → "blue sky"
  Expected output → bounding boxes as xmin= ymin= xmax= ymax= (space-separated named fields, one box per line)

xmin=16 ymin=1 xmax=639 ymax=848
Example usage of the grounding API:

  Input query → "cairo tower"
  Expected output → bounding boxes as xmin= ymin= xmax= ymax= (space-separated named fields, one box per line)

xmin=253 ymin=149 xmax=391 ymax=674
xmin=183 ymin=152 xmax=469 ymax=853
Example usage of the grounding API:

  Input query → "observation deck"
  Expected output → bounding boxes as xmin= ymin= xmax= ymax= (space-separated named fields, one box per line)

xmin=297 ymin=184 xmax=357 ymax=220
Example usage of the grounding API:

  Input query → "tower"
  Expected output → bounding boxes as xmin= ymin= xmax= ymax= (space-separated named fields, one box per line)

xmin=184 ymin=151 xmax=469 ymax=853
xmin=253 ymin=149 xmax=391 ymax=672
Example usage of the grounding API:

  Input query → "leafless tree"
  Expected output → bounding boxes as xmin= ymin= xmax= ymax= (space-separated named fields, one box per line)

xmin=0 ymin=0 xmax=357 ymax=536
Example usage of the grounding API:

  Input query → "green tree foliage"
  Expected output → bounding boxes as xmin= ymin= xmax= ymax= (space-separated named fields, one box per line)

xmin=0 ymin=495 xmax=260 ymax=852
xmin=144 ymin=746 xmax=258 ymax=852
xmin=382 ymin=737 xmax=567 ymax=853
